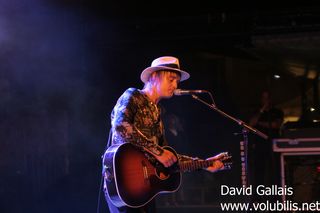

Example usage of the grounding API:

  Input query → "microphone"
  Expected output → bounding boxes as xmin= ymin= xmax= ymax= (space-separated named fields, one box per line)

xmin=174 ymin=89 xmax=208 ymax=96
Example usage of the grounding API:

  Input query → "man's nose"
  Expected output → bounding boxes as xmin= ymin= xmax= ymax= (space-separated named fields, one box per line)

xmin=172 ymin=81 xmax=178 ymax=89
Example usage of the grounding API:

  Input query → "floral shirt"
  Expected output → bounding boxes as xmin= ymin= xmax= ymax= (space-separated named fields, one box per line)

xmin=111 ymin=88 xmax=165 ymax=156
xmin=110 ymin=88 xmax=194 ymax=161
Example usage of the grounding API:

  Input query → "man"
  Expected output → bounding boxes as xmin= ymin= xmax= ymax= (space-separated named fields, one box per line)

xmin=105 ymin=56 xmax=227 ymax=213
xmin=248 ymin=91 xmax=284 ymax=202
xmin=249 ymin=91 xmax=284 ymax=138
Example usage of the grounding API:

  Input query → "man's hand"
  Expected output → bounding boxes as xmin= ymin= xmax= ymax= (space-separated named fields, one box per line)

xmin=155 ymin=149 xmax=177 ymax=167
xmin=205 ymin=153 xmax=227 ymax=173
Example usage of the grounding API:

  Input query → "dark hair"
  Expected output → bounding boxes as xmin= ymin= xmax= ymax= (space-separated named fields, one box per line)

xmin=147 ymin=70 xmax=181 ymax=83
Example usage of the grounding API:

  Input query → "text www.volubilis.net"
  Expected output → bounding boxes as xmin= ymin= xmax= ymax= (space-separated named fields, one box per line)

xmin=220 ymin=200 xmax=320 ymax=212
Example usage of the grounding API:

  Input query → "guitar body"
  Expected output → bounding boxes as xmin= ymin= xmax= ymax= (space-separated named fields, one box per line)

xmin=103 ymin=143 xmax=181 ymax=208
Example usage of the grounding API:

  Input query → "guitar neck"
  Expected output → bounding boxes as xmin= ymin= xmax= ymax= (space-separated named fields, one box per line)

xmin=178 ymin=159 xmax=216 ymax=172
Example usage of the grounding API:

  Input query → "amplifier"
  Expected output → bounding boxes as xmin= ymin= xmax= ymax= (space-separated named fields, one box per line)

xmin=279 ymin=152 xmax=320 ymax=203
xmin=273 ymin=138 xmax=320 ymax=152
xmin=272 ymin=138 xmax=320 ymax=203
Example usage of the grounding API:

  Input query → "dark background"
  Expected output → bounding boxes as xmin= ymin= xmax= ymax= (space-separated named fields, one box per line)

xmin=1 ymin=1 xmax=320 ymax=212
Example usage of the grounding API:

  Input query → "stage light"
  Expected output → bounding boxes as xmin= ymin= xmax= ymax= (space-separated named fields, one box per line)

xmin=273 ymin=74 xmax=281 ymax=79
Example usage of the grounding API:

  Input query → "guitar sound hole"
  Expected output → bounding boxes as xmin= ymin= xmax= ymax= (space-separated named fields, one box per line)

xmin=155 ymin=164 xmax=170 ymax=180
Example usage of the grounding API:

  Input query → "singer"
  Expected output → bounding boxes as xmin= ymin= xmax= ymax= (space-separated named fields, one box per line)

xmin=103 ymin=56 xmax=229 ymax=213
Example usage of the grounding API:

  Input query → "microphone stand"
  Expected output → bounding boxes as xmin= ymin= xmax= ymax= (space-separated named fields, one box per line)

xmin=191 ymin=94 xmax=268 ymax=189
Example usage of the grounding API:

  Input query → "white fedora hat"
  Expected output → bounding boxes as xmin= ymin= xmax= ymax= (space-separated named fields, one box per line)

xmin=140 ymin=56 xmax=190 ymax=83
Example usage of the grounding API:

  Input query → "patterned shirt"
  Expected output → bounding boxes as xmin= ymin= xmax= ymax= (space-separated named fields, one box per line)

xmin=110 ymin=88 xmax=194 ymax=161
xmin=111 ymin=88 xmax=167 ymax=156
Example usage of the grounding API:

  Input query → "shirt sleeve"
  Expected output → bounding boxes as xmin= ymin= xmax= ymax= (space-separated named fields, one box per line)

xmin=111 ymin=90 xmax=164 ymax=156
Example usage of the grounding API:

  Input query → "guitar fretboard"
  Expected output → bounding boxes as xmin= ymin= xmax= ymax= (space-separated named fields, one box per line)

xmin=179 ymin=159 xmax=214 ymax=172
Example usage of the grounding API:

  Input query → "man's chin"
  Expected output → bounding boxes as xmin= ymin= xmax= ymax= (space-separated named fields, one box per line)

xmin=163 ymin=93 xmax=173 ymax=99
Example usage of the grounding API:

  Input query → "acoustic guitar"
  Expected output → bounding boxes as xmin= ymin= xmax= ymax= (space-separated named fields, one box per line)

xmin=102 ymin=143 xmax=232 ymax=208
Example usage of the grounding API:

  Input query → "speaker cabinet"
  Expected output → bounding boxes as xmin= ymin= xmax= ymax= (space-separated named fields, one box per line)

xmin=280 ymin=152 xmax=320 ymax=202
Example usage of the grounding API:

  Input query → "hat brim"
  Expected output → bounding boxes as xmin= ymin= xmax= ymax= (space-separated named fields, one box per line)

xmin=140 ymin=66 xmax=190 ymax=83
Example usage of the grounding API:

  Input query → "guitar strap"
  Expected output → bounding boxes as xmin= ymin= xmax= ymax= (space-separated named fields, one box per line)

xmin=106 ymin=128 xmax=113 ymax=149
xmin=101 ymin=129 xmax=113 ymax=175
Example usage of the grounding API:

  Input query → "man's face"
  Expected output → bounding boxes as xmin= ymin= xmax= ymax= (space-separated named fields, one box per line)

xmin=157 ymin=71 xmax=181 ymax=98
xmin=261 ymin=91 xmax=272 ymax=106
